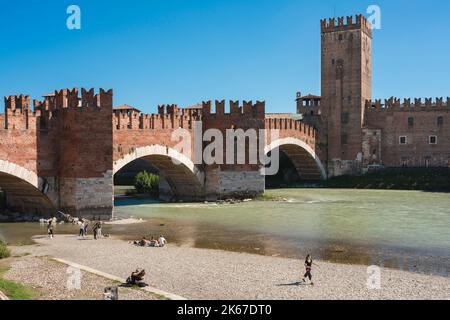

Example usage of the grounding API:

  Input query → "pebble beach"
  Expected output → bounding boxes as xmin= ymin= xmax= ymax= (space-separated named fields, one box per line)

xmin=9 ymin=235 xmax=450 ymax=300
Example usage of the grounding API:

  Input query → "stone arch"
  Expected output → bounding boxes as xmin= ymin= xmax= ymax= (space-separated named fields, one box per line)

xmin=265 ymin=138 xmax=327 ymax=180
xmin=0 ymin=160 xmax=55 ymax=217
xmin=113 ymin=145 xmax=204 ymax=201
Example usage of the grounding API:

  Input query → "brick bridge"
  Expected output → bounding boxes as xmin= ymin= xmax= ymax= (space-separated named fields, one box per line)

xmin=0 ymin=88 xmax=325 ymax=219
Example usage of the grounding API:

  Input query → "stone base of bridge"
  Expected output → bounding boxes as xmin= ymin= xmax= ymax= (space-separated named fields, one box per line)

xmin=205 ymin=169 xmax=265 ymax=201
xmin=57 ymin=174 xmax=114 ymax=221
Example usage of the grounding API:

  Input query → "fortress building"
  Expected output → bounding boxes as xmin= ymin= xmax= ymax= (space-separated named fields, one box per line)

xmin=0 ymin=14 xmax=448 ymax=220
xmin=298 ymin=15 xmax=450 ymax=176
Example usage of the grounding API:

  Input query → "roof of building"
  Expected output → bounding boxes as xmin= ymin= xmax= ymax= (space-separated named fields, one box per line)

xmin=299 ymin=94 xmax=321 ymax=100
xmin=184 ymin=103 xmax=203 ymax=109
xmin=113 ymin=104 xmax=142 ymax=113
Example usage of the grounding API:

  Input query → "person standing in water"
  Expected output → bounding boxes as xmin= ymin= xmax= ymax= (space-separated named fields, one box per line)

xmin=302 ymin=254 xmax=318 ymax=286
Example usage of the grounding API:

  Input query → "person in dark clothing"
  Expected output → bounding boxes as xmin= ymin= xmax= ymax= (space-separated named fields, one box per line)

xmin=302 ymin=254 xmax=318 ymax=285
xmin=47 ymin=221 xmax=54 ymax=239
xmin=93 ymin=222 xmax=99 ymax=240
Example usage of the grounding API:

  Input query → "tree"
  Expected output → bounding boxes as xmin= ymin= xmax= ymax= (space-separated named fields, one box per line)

xmin=134 ymin=171 xmax=160 ymax=196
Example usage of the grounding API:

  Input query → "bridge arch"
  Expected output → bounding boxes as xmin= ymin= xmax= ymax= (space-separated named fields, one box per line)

xmin=265 ymin=138 xmax=327 ymax=181
xmin=0 ymin=160 xmax=55 ymax=216
xmin=113 ymin=145 xmax=205 ymax=201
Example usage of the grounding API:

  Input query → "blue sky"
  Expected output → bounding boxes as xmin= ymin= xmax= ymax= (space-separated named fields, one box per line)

xmin=0 ymin=0 xmax=449 ymax=113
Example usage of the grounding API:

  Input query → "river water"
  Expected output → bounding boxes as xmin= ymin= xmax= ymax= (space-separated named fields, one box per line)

xmin=1 ymin=189 xmax=450 ymax=276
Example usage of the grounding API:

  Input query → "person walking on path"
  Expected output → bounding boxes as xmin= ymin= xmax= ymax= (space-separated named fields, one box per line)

xmin=302 ymin=254 xmax=318 ymax=286
xmin=97 ymin=221 xmax=102 ymax=238
xmin=47 ymin=220 xmax=54 ymax=239
xmin=84 ymin=221 xmax=89 ymax=236
xmin=93 ymin=222 xmax=100 ymax=240
xmin=79 ymin=220 xmax=85 ymax=238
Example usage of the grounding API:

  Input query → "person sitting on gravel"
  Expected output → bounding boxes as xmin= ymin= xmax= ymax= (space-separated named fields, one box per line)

xmin=158 ymin=235 xmax=167 ymax=247
xmin=149 ymin=236 xmax=159 ymax=247
xmin=134 ymin=237 xmax=149 ymax=247
xmin=126 ymin=268 xmax=147 ymax=287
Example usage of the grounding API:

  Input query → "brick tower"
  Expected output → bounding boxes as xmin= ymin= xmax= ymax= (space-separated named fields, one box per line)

xmin=320 ymin=15 xmax=373 ymax=176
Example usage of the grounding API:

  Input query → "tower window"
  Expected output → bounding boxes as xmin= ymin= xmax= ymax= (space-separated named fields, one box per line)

xmin=437 ymin=116 xmax=444 ymax=127
xmin=331 ymin=59 xmax=335 ymax=65
xmin=399 ymin=136 xmax=407 ymax=145
xmin=429 ymin=136 xmax=438 ymax=145
xmin=408 ymin=117 xmax=414 ymax=128
xmin=341 ymin=133 xmax=348 ymax=145
xmin=341 ymin=112 xmax=349 ymax=124
xmin=339 ymin=34 xmax=343 ymax=41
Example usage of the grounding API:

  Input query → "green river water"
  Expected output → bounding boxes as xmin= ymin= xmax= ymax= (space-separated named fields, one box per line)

xmin=1 ymin=189 xmax=450 ymax=276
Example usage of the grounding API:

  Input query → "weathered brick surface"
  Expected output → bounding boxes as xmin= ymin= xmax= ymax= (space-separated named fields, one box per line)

xmin=364 ymin=102 xmax=450 ymax=167
xmin=320 ymin=15 xmax=372 ymax=176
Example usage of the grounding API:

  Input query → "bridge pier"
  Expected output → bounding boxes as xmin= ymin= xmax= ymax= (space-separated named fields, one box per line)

xmin=57 ymin=174 xmax=114 ymax=221
xmin=204 ymin=167 xmax=265 ymax=201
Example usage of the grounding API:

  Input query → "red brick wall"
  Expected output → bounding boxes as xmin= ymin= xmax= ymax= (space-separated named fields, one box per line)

xmin=364 ymin=102 xmax=450 ymax=168
xmin=320 ymin=15 xmax=372 ymax=175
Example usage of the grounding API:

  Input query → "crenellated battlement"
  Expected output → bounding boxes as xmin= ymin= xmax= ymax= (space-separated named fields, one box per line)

xmin=3 ymin=95 xmax=40 ymax=130
xmin=157 ymin=104 xmax=181 ymax=116
xmin=114 ymin=105 xmax=199 ymax=131
xmin=201 ymin=100 xmax=265 ymax=117
xmin=321 ymin=14 xmax=372 ymax=37
xmin=34 ymin=88 xmax=113 ymax=111
xmin=265 ymin=118 xmax=316 ymax=139
xmin=365 ymin=97 xmax=450 ymax=111
xmin=4 ymin=95 xmax=31 ymax=113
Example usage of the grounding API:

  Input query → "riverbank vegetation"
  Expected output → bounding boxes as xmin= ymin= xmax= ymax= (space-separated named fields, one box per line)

xmin=323 ymin=168 xmax=450 ymax=192
xmin=134 ymin=171 xmax=160 ymax=196
xmin=0 ymin=240 xmax=11 ymax=259
xmin=0 ymin=264 xmax=37 ymax=300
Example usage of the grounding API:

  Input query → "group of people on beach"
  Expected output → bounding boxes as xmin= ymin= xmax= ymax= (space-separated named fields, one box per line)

xmin=46 ymin=214 xmax=316 ymax=286
xmin=78 ymin=219 xmax=103 ymax=240
xmin=134 ymin=235 xmax=167 ymax=248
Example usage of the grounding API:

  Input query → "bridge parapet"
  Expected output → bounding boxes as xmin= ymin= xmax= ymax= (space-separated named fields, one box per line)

xmin=264 ymin=118 xmax=317 ymax=149
xmin=114 ymin=105 xmax=201 ymax=131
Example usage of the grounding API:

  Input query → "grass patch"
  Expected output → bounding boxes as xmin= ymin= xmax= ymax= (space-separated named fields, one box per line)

xmin=0 ymin=265 xmax=38 ymax=300
xmin=0 ymin=240 xmax=11 ymax=259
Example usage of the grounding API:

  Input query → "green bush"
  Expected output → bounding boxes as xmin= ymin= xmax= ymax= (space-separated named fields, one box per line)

xmin=0 ymin=240 xmax=11 ymax=259
xmin=134 ymin=171 xmax=160 ymax=196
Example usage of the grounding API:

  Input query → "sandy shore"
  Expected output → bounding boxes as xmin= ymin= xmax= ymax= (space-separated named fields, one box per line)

xmin=104 ymin=218 xmax=145 ymax=225
xmin=11 ymin=235 xmax=450 ymax=300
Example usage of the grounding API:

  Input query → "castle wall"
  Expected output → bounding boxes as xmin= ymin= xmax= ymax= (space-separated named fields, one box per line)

xmin=364 ymin=98 xmax=450 ymax=168
xmin=35 ymin=88 xmax=114 ymax=220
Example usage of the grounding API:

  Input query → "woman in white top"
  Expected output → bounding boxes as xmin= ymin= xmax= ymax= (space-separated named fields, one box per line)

xmin=158 ymin=235 xmax=167 ymax=247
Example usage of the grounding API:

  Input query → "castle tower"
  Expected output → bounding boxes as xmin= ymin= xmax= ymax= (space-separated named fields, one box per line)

xmin=320 ymin=15 xmax=372 ymax=176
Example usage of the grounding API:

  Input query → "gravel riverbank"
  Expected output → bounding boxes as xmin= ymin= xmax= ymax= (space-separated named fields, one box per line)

xmin=11 ymin=235 xmax=450 ymax=300
xmin=2 ymin=255 xmax=161 ymax=300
